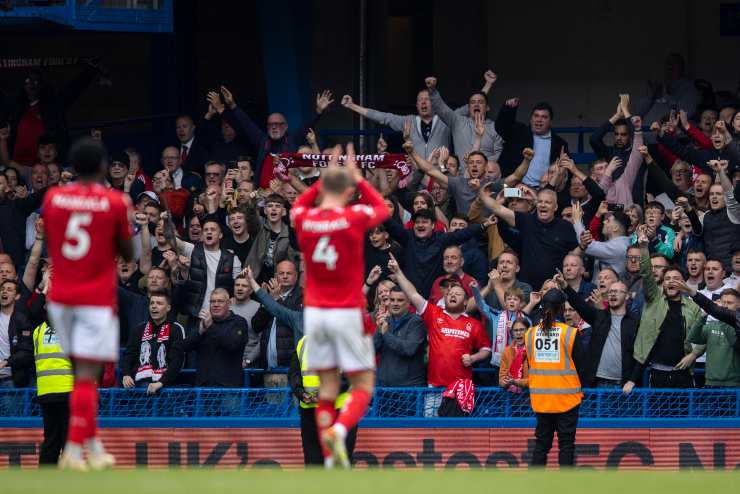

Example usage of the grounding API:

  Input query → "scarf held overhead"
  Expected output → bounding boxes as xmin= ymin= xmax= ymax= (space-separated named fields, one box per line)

xmin=274 ymin=152 xmax=413 ymax=185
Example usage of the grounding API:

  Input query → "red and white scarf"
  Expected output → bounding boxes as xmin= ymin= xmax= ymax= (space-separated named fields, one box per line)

xmin=442 ymin=378 xmax=475 ymax=414
xmin=273 ymin=152 xmax=413 ymax=186
xmin=135 ymin=320 xmax=171 ymax=382
xmin=492 ymin=310 xmax=521 ymax=366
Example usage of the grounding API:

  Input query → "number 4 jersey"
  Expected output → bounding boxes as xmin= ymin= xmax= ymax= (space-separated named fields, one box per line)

xmin=43 ymin=183 xmax=133 ymax=307
xmin=291 ymin=179 xmax=390 ymax=308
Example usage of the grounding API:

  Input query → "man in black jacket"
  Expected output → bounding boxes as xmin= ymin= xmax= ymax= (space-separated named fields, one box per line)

xmin=555 ymin=274 xmax=638 ymax=387
xmin=121 ymin=291 xmax=185 ymax=395
xmin=495 ymin=98 xmax=568 ymax=183
xmin=252 ymin=259 xmax=303 ymax=385
xmin=384 ymin=208 xmax=491 ymax=298
xmin=180 ymin=288 xmax=247 ymax=387
xmin=373 ymin=287 xmax=427 ymax=387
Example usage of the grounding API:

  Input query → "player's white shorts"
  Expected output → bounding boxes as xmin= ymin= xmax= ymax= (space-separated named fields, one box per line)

xmin=47 ymin=302 xmax=120 ymax=362
xmin=304 ymin=307 xmax=375 ymax=372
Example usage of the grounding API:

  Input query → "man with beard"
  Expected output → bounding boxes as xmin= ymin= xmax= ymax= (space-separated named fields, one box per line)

xmin=624 ymin=225 xmax=703 ymax=392
xmin=425 ymin=75 xmax=503 ymax=165
xmin=121 ymin=291 xmax=185 ymax=395
xmin=556 ymin=274 xmax=638 ymax=388
xmin=389 ymin=257 xmax=491 ymax=416
xmin=340 ymin=90 xmax=450 ymax=159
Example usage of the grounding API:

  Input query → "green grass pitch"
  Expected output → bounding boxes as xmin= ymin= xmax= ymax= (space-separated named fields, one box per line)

xmin=1 ymin=469 xmax=739 ymax=494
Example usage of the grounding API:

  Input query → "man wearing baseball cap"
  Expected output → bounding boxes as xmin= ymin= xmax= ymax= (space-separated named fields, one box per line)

xmin=572 ymin=203 xmax=631 ymax=276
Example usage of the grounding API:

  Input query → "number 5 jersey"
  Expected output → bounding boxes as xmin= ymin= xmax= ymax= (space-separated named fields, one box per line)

xmin=43 ymin=183 xmax=133 ymax=308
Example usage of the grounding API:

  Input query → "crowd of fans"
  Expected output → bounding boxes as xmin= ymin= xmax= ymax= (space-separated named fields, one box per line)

xmin=1 ymin=55 xmax=740 ymax=411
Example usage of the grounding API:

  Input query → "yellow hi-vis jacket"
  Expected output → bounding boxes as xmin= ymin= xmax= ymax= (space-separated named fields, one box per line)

xmin=33 ymin=322 xmax=73 ymax=397
xmin=296 ymin=337 xmax=348 ymax=410
xmin=525 ymin=321 xmax=582 ymax=413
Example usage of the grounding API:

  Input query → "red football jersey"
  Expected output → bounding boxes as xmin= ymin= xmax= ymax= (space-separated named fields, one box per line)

xmin=421 ymin=302 xmax=492 ymax=387
xmin=43 ymin=183 xmax=133 ymax=307
xmin=291 ymin=180 xmax=389 ymax=308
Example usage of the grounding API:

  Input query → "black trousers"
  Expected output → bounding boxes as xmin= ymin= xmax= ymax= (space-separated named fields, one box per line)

xmin=299 ymin=407 xmax=358 ymax=465
xmin=649 ymin=369 xmax=693 ymax=388
xmin=531 ymin=405 xmax=579 ymax=467
xmin=39 ymin=400 xmax=69 ymax=465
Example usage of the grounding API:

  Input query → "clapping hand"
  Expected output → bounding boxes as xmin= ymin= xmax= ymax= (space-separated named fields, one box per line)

xmin=199 ymin=308 xmax=213 ymax=331
xmin=220 ymin=86 xmax=236 ymax=109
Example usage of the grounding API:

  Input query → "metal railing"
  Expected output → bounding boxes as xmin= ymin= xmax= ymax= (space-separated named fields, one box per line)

xmin=1 ymin=387 xmax=737 ymax=420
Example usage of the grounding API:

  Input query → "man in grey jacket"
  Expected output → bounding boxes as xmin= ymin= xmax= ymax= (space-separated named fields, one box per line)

xmin=424 ymin=75 xmax=503 ymax=165
xmin=341 ymin=92 xmax=450 ymax=159
xmin=373 ymin=286 xmax=427 ymax=387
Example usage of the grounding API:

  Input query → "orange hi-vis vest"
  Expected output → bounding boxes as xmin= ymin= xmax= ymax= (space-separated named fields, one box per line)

xmin=525 ymin=321 xmax=583 ymax=413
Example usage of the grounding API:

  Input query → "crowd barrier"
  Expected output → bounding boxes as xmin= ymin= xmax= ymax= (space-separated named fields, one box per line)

xmin=1 ymin=387 xmax=738 ymax=422
xmin=1 ymin=387 xmax=739 ymax=470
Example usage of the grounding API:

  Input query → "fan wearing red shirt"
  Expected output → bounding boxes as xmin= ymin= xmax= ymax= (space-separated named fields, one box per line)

xmin=290 ymin=144 xmax=389 ymax=468
xmin=389 ymin=256 xmax=491 ymax=387
xmin=43 ymin=138 xmax=134 ymax=471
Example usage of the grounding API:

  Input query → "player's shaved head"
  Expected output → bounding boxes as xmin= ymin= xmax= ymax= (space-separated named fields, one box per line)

xmin=321 ymin=167 xmax=353 ymax=195
xmin=69 ymin=137 xmax=107 ymax=178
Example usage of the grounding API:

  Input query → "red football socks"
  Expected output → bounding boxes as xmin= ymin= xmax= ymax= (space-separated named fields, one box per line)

xmin=335 ymin=389 xmax=371 ymax=433
xmin=67 ymin=379 xmax=98 ymax=445
xmin=315 ymin=399 xmax=337 ymax=458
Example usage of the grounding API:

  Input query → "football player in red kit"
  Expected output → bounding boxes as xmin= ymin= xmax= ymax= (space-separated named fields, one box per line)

xmin=290 ymin=144 xmax=390 ymax=468
xmin=43 ymin=138 xmax=134 ymax=470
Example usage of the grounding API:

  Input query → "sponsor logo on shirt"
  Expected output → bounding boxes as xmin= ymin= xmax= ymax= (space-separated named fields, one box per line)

xmin=301 ymin=218 xmax=350 ymax=233
xmin=440 ymin=327 xmax=470 ymax=339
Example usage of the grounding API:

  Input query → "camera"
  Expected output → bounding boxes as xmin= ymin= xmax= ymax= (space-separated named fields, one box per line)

xmin=607 ymin=203 xmax=624 ymax=212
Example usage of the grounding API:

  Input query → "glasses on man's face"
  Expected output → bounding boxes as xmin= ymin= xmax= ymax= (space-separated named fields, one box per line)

xmin=110 ymin=162 xmax=126 ymax=168
xmin=627 ymin=255 xmax=640 ymax=261
xmin=162 ymin=156 xmax=178 ymax=161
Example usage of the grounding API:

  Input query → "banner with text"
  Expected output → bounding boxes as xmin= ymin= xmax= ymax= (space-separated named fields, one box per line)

xmin=1 ymin=428 xmax=739 ymax=469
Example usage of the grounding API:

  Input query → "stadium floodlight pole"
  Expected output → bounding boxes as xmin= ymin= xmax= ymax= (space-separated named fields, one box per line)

xmin=358 ymin=0 xmax=367 ymax=152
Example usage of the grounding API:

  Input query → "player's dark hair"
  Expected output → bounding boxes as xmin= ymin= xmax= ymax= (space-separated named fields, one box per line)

xmin=68 ymin=137 xmax=107 ymax=178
